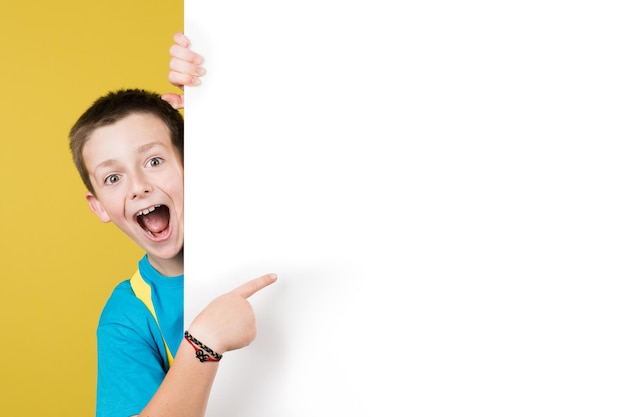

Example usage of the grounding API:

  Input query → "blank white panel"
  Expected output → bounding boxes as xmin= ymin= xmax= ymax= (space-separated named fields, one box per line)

xmin=185 ymin=1 xmax=626 ymax=415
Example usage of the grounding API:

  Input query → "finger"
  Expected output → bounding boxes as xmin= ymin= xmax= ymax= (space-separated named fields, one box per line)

xmin=170 ymin=44 xmax=203 ymax=66
xmin=168 ymin=71 xmax=200 ymax=89
xmin=173 ymin=31 xmax=190 ymax=48
xmin=161 ymin=93 xmax=184 ymax=110
xmin=169 ymin=57 xmax=205 ymax=78
xmin=235 ymin=273 xmax=278 ymax=299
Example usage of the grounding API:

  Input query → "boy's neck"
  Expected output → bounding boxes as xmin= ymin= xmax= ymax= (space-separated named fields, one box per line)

xmin=147 ymin=252 xmax=184 ymax=277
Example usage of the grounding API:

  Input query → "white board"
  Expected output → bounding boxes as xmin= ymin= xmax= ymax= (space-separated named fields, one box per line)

xmin=185 ymin=2 xmax=626 ymax=415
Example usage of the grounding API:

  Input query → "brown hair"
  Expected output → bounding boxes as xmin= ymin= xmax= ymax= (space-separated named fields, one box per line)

xmin=69 ymin=88 xmax=184 ymax=194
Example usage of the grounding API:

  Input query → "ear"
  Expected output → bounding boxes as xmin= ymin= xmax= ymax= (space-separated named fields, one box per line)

xmin=86 ymin=192 xmax=111 ymax=223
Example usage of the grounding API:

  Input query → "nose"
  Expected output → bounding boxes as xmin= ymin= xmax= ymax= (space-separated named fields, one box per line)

xmin=128 ymin=173 xmax=154 ymax=200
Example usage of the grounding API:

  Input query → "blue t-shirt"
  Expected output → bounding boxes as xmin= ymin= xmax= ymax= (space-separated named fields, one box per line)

xmin=96 ymin=255 xmax=183 ymax=417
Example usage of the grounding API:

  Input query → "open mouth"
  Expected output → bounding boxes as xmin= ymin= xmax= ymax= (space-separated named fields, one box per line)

xmin=136 ymin=205 xmax=171 ymax=238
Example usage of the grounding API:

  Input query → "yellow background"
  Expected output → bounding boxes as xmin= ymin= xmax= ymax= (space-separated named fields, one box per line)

xmin=0 ymin=1 xmax=183 ymax=415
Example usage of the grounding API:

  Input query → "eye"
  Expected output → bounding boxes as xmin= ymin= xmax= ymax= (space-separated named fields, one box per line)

xmin=104 ymin=174 xmax=121 ymax=185
xmin=147 ymin=157 xmax=163 ymax=168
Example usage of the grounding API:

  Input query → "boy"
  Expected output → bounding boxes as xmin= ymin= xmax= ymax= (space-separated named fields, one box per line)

xmin=70 ymin=34 xmax=276 ymax=417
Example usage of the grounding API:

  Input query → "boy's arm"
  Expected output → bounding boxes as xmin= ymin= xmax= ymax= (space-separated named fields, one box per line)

xmin=138 ymin=273 xmax=278 ymax=417
xmin=162 ymin=32 xmax=205 ymax=110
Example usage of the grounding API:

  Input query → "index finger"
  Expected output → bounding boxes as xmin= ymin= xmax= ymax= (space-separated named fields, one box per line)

xmin=234 ymin=273 xmax=278 ymax=298
xmin=173 ymin=32 xmax=191 ymax=48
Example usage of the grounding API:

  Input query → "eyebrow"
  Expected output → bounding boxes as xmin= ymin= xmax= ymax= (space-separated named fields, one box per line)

xmin=137 ymin=142 xmax=166 ymax=154
xmin=93 ymin=142 xmax=167 ymax=172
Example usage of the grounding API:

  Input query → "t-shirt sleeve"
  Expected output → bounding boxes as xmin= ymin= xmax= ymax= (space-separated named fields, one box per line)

xmin=95 ymin=282 xmax=168 ymax=417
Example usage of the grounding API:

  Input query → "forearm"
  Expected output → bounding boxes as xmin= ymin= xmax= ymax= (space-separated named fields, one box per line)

xmin=137 ymin=272 xmax=277 ymax=416
xmin=139 ymin=339 xmax=219 ymax=417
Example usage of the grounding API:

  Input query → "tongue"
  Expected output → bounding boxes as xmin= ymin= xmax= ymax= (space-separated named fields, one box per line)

xmin=142 ymin=210 xmax=169 ymax=234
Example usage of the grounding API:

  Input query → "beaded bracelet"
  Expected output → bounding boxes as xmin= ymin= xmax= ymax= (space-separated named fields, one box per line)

xmin=184 ymin=330 xmax=223 ymax=362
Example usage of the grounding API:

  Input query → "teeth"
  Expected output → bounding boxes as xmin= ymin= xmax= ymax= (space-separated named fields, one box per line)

xmin=137 ymin=205 xmax=160 ymax=217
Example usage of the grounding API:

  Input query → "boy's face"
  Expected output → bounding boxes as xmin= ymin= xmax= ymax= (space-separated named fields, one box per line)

xmin=83 ymin=113 xmax=184 ymax=270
